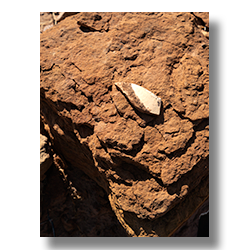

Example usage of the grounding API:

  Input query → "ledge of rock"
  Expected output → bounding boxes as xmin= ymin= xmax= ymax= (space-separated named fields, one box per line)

xmin=40 ymin=12 xmax=209 ymax=237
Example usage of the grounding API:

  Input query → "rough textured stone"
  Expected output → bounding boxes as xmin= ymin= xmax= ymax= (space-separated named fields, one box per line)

xmin=40 ymin=134 xmax=53 ymax=180
xmin=95 ymin=118 xmax=144 ymax=151
xmin=40 ymin=12 xmax=209 ymax=237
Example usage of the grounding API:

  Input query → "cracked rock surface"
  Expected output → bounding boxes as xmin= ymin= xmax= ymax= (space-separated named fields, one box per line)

xmin=40 ymin=12 xmax=209 ymax=237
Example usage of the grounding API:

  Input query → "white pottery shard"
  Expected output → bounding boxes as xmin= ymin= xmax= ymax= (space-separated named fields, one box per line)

xmin=115 ymin=82 xmax=161 ymax=115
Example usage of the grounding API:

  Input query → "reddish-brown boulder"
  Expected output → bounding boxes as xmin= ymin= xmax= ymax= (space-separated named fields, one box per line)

xmin=40 ymin=12 xmax=209 ymax=237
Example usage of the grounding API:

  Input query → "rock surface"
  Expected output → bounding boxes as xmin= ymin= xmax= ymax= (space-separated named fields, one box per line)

xmin=40 ymin=134 xmax=53 ymax=180
xmin=40 ymin=12 xmax=209 ymax=237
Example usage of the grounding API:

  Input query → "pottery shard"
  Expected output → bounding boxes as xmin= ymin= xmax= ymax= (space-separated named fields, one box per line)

xmin=115 ymin=82 xmax=161 ymax=115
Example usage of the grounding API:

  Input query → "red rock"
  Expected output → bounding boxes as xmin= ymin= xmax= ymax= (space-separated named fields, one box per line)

xmin=40 ymin=12 xmax=209 ymax=237
xmin=95 ymin=118 xmax=143 ymax=151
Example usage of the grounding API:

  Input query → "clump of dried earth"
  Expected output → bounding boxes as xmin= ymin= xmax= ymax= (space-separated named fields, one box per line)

xmin=40 ymin=12 xmax=209 ymax=237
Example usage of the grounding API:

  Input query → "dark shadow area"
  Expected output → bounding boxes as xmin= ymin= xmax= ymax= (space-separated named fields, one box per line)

xmin=108 ymin=158 xmax=166 ymax=193
xmin=40 ymin=162 xmax=128 ymax=237
xmin=77 ymin=21 xmax=98 ymax=33
xmin=193 ymin=118 xmax=209 ymax=131
xmin=79 ymin=26 xmax=97 ymax=33
xmin=75 ymin=124 xmax=94 ymax=138
xmin=197 ymin=212 xmax=209 ymax=237
xmin=111 ymin=161 xmax=154 ymax=184
xmin=40 ymin=91 xmax=96 ymax=173
xmin=172 ymin=198 xmax=209 ymax=237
